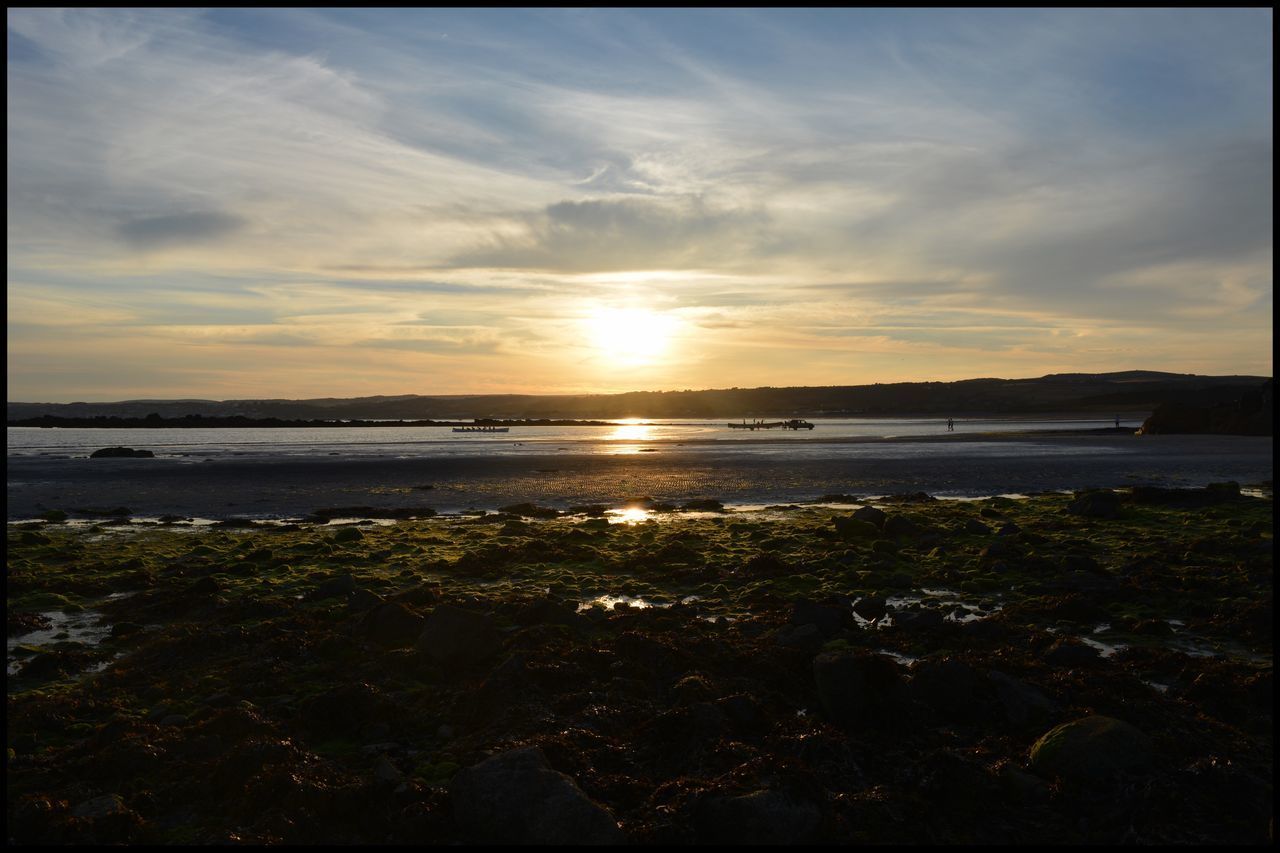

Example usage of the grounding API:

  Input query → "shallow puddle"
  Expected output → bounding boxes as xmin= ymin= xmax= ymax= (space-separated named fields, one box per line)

xmin=576 ymin=594 xmax=672 ymax=612
xmin=7 ymin=608 xmax=113 ymax=676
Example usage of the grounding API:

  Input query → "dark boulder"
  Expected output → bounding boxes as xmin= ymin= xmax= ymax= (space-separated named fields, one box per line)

xmin=358 ymin=602 xmax=425 ymax=648
xmin=415 ymin=603 xmax=502 ymax=670
xmin=790 ymin=599 xmax=847 ymax=637
xmin=909 ymin=657 xmax=987 ymax=722
xmin=1028 ymin=715 xmax=1155 ymax=784
xmin=852 ymin=595 xmax=887 ymax=622
xmin=1139 ymin=380 xmax=1272 ymax=436
xmin=851 ymin=505 xmax=887 ymax=528
xmin=1043 ymin=638 xmax=1103 ymax=667
xmin=306 ymin=573 xmax=356 ymax=601
xmin=89 ymin=447 xmax=154 ymax=458
xmin=987 ymin=670 xmax=1057 ymax=729
xmin=1067 ymin=490 xmax=1122 ymax=519
xmin=813 ymin=650 xmax=911 ymax=728
xmin=833 ymin=516 xmax=879 ymax=540
xmin=696 ymin=789 xmax=823 ymax=844
xmin=449 ymin=747 xmax=624 ymax=844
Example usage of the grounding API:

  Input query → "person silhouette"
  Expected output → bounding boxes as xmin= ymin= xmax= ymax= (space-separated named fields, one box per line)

xmin=946 ymin=417 xmax=954 ymax=432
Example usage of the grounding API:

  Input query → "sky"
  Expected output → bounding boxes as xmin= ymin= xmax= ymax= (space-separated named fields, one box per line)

xmin=6 ymin=8 xmax=1273 ymax=402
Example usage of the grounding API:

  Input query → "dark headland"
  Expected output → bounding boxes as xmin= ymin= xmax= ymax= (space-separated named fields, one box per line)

xmin=8 ymin=370 xmax=1271 ymax=423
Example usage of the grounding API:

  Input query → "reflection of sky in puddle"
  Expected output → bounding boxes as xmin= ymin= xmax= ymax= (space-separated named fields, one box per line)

xmin=853 ymin=587 xmax=1002 ymax=629
xmin=1056 ymin=623 xmax=1270 ymax=665
xmin=7 ymin=609 xmax=113 ymax=676
xmin=576 ymin=594 xmax=671 ymax=612
xmin=877 ymin=648 xmax=919 ymax=666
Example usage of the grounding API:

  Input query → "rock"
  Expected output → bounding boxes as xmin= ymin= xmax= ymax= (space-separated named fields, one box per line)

xmin=998 ymin=763 xmax=1051 ymax=805
xmin=851 ymin=505 xmax=887 ymax=527
xmin=790 ymin=599 xmax=846 ymax=637
xmin=1028 ymin=715 xmax=1155 ymax=784
xmin=987 ymin=670 xmax=1057 ymax=729
xmin=109 ymin=621 xmax=143 ymax=639
xmin=188 ymin=576 xmax=221 ymax=596
xmin=307 ymin=573 xmax=356 ymax=601
xmin=892 ymin=608 xmax=944 ymax=630
xmin=813 ymin=651 xmax=910 ymax=727
xmin=373 ymin=754 xmax=404 ymax=783
xmin=909 ymin=657 xmax=987 ymax=722
xmin=515 ymin=597 xmax=580 ymax=628
xmin=1061 ymin=553 xmax=1102 ymax=573
xmin=348 ymin=588 xmax=385 ymax=612
xmin=449 ymin=746 xmax=624 ymax=844
xmin=963 ymin=518 xmax=992 ymax=535
xmin=883 ymin=515 xmax=921 ymax=537
xmin=696 ymin=789 xmax=823 ymax=844
xmin=297 ymin=682 xmax=390 ymax=738
xmin=472 ymin=654 xmax=536 ymax=714
xmin=979 ymin=538 xmax=1019 ymax=562
xmin=1139 ymin=380 xmax=1272 ymax=436
xmin=775 ymin=622 xmax=826 ymax=654
xmin=499 ymin=502 xmax=561 ymax=519
xmin=159 ymin=714 xmax=188 ymax=727
xmin=852 ymin=595 xmax=887 ymax=622
xmin=1131 ymin=618 xmax=1174 ymax=636
xmin=72 ymin=794 xmax=129 ymax=819
xmin=331 ymin=526 xmax=364 ymax=543
xmin=1067 ymin=490 xmax=1122 ymax=519
xmin=359 ymin=602 xmax=426 ymax=648
xmin=1042 ymin=639 xmax=1102 ymax=667
xmin=415 ymin=604 xmax=502 ymax=670
xmin=833 ymin=517 xmax=879 ymax=540
xmin=89 ymin=447 xmax=154 ymax=458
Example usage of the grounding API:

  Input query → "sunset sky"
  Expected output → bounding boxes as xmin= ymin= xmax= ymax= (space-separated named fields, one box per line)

xmin=7 ymin=8 xmax=1273 ymax=402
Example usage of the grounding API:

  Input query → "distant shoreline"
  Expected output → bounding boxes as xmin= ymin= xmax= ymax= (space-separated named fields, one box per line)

xmin=6 ymin=415 xmax=1145 ymax=430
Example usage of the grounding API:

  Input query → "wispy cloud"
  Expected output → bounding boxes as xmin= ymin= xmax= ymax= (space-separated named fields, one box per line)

xmin=6 ymin=8 xmax=1272 ymax=400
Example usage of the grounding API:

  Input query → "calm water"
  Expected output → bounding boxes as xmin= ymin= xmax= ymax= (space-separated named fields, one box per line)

xmin=6 ymin=415 xmax=1144 ymax=462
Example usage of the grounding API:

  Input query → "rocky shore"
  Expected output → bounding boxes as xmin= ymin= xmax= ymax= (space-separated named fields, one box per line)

xmin=6 ymin=486 xmax=1273 ymax=844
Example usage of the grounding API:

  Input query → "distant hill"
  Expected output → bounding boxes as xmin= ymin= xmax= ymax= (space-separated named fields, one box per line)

xmin=7 ymin=371 xmax=1271 ymax=421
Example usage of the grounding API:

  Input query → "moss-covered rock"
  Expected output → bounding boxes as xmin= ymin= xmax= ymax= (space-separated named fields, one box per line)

xmin=1028 ymin=714 xmax=1155 ymax=783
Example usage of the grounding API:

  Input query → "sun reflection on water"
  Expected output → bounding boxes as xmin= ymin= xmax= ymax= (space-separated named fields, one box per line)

xmin=608 ymin=507 xmax=653 ymax=524
xmin=606 ymin=419 xmax=654 ymax=442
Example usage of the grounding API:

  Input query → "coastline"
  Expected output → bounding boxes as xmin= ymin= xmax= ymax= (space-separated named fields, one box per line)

xmin=7 ymin=432 xmax=1272 ymax=522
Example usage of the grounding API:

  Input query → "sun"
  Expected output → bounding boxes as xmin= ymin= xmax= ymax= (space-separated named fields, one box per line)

xmin=583 ymin=307 xmax=678 ymax=366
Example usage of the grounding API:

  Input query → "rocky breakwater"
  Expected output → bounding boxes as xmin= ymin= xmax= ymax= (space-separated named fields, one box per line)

xmin=1140 ymin=378 xmax=1273 ymax=435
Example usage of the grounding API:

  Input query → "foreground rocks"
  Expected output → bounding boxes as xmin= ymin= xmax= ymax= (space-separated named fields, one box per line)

xmin=5 ymin=491 xmax=1273 ymax=844
xmin=450 ymin=747 xmax=624 ymax=845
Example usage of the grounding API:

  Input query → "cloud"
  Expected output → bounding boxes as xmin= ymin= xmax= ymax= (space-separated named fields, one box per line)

xmin=449 ymin=195 xmax=770 ymax=272
xmin=118 ymin=210 xmax=246 ymax=249
xmin=5 ymin=9 xmax=1272 ymax=400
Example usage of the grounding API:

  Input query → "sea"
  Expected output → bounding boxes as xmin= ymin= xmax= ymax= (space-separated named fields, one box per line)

xmin=5 ymin=415 xmax=1145 ymax=462
xmin=7 ymin=415 xmax=1272 ymax=520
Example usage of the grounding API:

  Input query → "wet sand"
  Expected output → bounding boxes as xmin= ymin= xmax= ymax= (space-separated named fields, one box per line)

xmin=7 ymin=433 xmax=1272 ymax=520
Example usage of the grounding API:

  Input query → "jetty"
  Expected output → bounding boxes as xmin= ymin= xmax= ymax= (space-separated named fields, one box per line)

xmin=726 ymin=418 xmax=814 ymax=431
xmin=451 ymin=426 xmax=510 ymax=433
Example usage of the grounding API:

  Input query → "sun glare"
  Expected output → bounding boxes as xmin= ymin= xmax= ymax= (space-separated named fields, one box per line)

xmin=584 ymin=307 xmax=678 ymax=366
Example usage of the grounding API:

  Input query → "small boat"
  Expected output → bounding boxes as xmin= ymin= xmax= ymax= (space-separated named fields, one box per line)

xmin=726 ymin=419 xmax=814 ymax=431
xmin=452 ymin=426 xmax=510 ymax=433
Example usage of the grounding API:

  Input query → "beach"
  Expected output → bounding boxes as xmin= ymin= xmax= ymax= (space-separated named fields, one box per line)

xmin=6 ymin=430 xmax=1272 ymax=521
